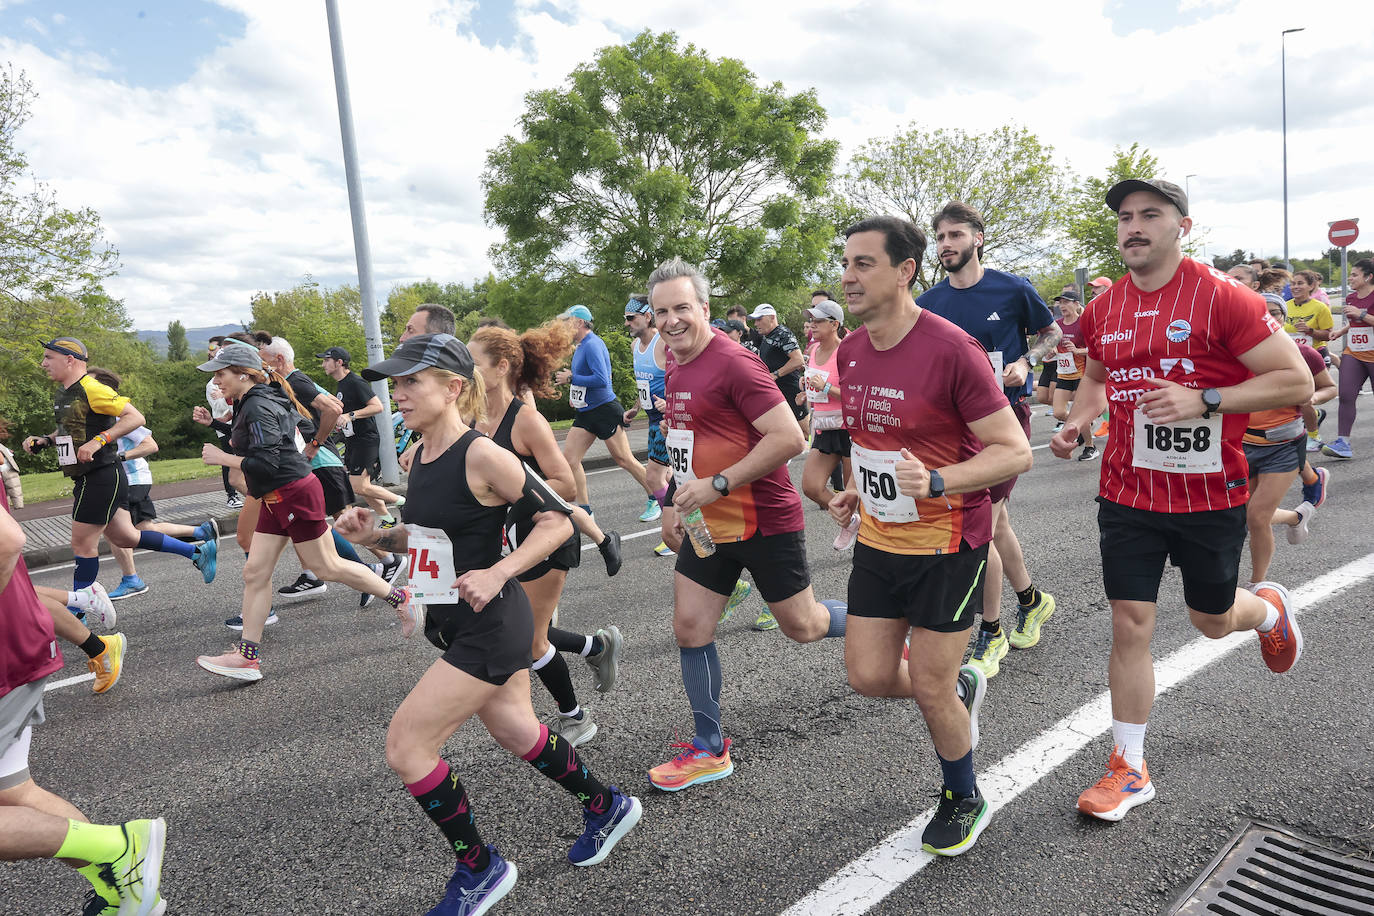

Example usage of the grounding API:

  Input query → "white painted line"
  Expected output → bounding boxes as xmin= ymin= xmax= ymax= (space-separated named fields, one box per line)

xmin=44 ymin=672 xmax=96 ymax=692
xmin=784 ymin=552 xmax=1374 ymax=916
xmin=580 ymin=525 xmax=662 ymax=551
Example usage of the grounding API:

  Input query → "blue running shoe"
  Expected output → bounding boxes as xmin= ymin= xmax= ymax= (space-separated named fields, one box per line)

xmin=192 ymin=518 xmax=220 ymax=543
xmin=193 ymin=538 xmax=217 ymax=584
xmin=1302 ymin=465 xmax=1330 ymax=507
xmin=569 ymin=786 xmax=643 ymax=867
xmin=638 ymin=497 xmax=662 ymax=523
xmin=1321 ymin=437 xmax=1352 ymax=459
xmin=425 ymin=846 xmax=518 ymax=916
xmin=108 ymin=575 xmax=149 ymax=601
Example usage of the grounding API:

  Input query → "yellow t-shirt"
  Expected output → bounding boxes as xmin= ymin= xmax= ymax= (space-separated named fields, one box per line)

xmin=1284 ymin=298 xmax=1332 ymax=348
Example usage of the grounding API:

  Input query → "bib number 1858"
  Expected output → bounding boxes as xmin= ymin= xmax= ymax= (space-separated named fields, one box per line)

xmin=1141 ymin=423 xmax=1212 ymax=454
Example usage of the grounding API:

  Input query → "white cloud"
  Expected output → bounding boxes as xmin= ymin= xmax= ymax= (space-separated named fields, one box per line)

xmin=3 ymin=0 xmax=1372 ymax=331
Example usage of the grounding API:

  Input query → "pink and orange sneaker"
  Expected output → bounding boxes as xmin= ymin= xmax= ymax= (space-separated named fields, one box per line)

xmin=1077 ymin=749 xmax=1154 ymax=822
xmin=196 ymin=646 xmax=262 ymax=682
xmin=1254 ymin=581 xmax=1302 ymax=673
xmin=648 ymin=738 xmax=733 ymax=792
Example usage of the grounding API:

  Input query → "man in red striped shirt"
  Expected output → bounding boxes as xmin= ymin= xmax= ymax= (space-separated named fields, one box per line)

xmin=1050 ymin=178 xmax=1313 ymax=823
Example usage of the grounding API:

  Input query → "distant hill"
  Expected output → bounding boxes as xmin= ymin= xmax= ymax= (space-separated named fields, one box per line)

xmin=137 ymin=324 xmax=244 ymax=357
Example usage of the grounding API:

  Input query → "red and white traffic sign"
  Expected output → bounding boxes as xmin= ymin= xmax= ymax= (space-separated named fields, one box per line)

xmin=1328 ymin=218 xmax=1360 ymax=247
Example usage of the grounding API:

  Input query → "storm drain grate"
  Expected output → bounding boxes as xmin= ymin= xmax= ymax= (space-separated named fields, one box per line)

xmin=1166 ymin=821 xmax=1374 ymax=915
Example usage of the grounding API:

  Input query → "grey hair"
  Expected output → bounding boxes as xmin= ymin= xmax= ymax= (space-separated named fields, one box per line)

xmin=648 ymin=257 xmax=710 ymax=306
xmin=260 ymin=336 xmax=295 ymax=366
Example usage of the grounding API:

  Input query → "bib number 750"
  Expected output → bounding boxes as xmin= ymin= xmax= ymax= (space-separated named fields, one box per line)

xmin=858 ymin=465 xmax=898 ymax=501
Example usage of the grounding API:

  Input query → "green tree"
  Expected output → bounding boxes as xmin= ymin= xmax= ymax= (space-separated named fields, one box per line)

xmin=1210 ymin=249 xmax=1252 ymax=272
xmin=166 ymin=319 xmax=190 ymax=361
xmin=249 ymin=280 xmax=366 ymax=390
xmin=1064 ymin=143 xmax=1161 ymax=280
xmin=482 ymin=30 xmax=839 ymax=307
xmin=839 ymin=123 xmax=1068 ymax=290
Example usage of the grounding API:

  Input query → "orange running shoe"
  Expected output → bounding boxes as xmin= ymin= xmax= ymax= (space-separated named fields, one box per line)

xmin=648 ymin=738 xmax=733 ymax=791
xmin=1253 ymin=581 xmax=1302 ymax=673
xmin=1093 ymin=420 xmax=1110 ymax=439
xmin=1076 ymin=749 xmax=1154 ymax=821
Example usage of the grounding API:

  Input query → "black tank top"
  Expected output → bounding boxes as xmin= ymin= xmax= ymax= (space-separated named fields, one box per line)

xmin=490 ymin=398 xmax=543 ymax=478
xmin=401 ymin=429 xmax=507 ymax=576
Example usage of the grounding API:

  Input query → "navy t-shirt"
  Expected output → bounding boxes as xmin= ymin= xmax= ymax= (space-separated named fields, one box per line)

xmin=917 ymin=269 xmax=1054 ymax=405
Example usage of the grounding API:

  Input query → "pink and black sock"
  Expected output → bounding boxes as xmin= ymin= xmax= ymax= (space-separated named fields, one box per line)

xmin=521 ymin=724 xmax=610 ymax=814
xmin=406 ymin=760 xmax=490 ymax=872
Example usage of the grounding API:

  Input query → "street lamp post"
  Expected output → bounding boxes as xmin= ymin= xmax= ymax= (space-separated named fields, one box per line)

xmin=1282 ymin=27 xmax=1305 ymax=266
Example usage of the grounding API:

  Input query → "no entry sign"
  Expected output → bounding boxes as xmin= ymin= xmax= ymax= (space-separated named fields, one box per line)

xmin=1328 ymin=219 xmax=1360 ymax=247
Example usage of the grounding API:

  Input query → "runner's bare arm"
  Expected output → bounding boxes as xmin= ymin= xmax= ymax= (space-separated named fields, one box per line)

xmin=671 ymin=401 xmax=805 ymax=515
xmin=1138 ymin=332 xmax=1313 ymax=423
xmin=121 ymin=433 xmax=159 ymax=461
xmin=349 ymin=394 xmax=386 ymax=421
xmin=1311 ymin=367 xmax=1338 ymax=407
xmin=1052 ymin=358 xmax=1108 ymax=459
xmin=311 ymin=392 xmax=343 ymax=441
xmin=922 ymin=406 xmax=1033 ymax=496
xmin=1024 ymin=324 xmax=1063 ymax=366
xmin=514 ymin=408 xmax=579 ymax=504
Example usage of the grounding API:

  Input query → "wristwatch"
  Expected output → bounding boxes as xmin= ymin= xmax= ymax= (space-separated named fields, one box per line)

xmin=928 ymin=469 xmax=946 ymax=499
xmin=711 ymin=473 xmax=731 ymax=497
xmin=1200 ymin=388 xmax=1222 ymax=419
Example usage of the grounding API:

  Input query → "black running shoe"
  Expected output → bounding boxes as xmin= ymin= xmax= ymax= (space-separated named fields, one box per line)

xmin=226 ymin=609 xmax=279 ymax=630
xmin=920 ymin=786 xmax=990 ymax=857
xmin=277 ymin=574 xmax=326 ymax=601
xmin=360 ymin=555 xmax=404 ymax=608
xmin=1077 ymin=445 xmax=1099 ymax=462
xmin=598 ymin=530 xmax=623 ymax=577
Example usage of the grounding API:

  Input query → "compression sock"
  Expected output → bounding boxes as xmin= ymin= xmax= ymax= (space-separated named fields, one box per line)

xmin=1300 ymin=464 xmax=1318 ymax=485
xmin=532 ymin=645 xmax=580 ymax=715
xmin=72 ymin=556 xmax=99 ymax=594
xmin=681 ymin=643 xmax=724 ymax=755
xmin=937 ymin=750 xmax=977 ymax=797
xmin=329 ymin=529 xmax=364 ymax=565
xmin=522 ymin=723 xmax=610 ymax=814
xmin=137 ymin=530 xmax=195 ymax=559
xmin=78 ymin=633 xmax=106 ymax=659
xmin=406 ymin=760 xmax=489 ymax=871
xmin=235 ymin=640 xmax=259 ymax=660
xmin=1111 ymin=719 xmax=1147 ymax=768
xmin=1015 ymin=585 xmax=1039 ymax=607
xmin=548 ymin=626 xmax=598 ymax=657
xmin=55 ymin=820 xmax=127 ymax=865
xmin=822 ymin=599 xmax=847 ymax=638
xmin=981 ymin=617 xmax=1001 ymax=637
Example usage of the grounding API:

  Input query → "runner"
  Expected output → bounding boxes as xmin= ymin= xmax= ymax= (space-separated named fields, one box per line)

xmin=318 ymin=346 xmax=405 ymax=520
xmin=1283 ymin=270 xmax=1334 ymax=452
xmin=832 ymin=215 xmax=1032 ymax=855
xmin=334 ymin=333 xmax=641 ymax=914
xmin=468 ymin=323 xmax=625 ymax=746
xmin=797 ymin=299 xmax=858 ymax=548
xmin=748 ymin=303 xmax=809 ymax=435
xmin=1049 ymin=292 xmax=1098 ymax=461
xmin=554 ymin=305 xmax=655 ymax=517
xmin=644 ymin=257 xmax=847 ymax=792
xmin=917 ymin=203 xmax=1060 ymax=674
xmin=1050 ymin=177 xmax=1313 ymax=822
xmin=622 ymin=296 xmax=669 ymax=525
xmin=206 ymin=336 xmax=243 ymax=509
xmin=193 ymin=343 xmax=416 ymax=682
xmin=1322 ymin=257 xmax=1374 ymax=458
xmin=22 ymin=338 xmax=218 ymax=620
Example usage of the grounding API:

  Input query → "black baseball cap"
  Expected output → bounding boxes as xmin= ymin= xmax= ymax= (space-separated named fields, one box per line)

xmin=361 ymin=333 xmax=475 ymax=382
xmin=41 ymin=337 xmax=89 ymax=360
xmin=197 ymin=341 xmax=263 ymax=372
xmin=316 ymin=346 xmax=351 ymax=364
xmin=1053 ymin=290 xmax=1081 ymax=302
xmin=1105 ymin=178 xmax=1189 ymax=217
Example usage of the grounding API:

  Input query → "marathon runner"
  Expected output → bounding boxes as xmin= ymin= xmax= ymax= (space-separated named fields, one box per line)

xmin=622 ymin=296 xmax=670 ymax=525
xmin=1050 ymin=177 xmax=1313 ymax=822
xmin=319 ymin=346 xmax=405 ymax=521
xmin=1282 ymin=270 xmax=1334 ymax=452
xmin=334 ymin=333 xmax=640 ymax=915
xmin=797 ymin=298 xmax=859 ymax=548
xmin=206 ymin=336 xmax=243 ymax=509
xmin=1050 ymin=291 xmax=1099 ymax=461
xmin=1322 ymin=257 xmax=1374 ymax=458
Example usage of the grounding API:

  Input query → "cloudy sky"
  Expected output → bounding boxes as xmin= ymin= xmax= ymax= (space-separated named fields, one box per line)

xmin=2 ymin=0 xmax=1369 ymax=330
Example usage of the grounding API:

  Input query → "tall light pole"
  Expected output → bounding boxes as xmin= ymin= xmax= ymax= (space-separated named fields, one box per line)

xmin=1282 ymin=27 xmax=1305 ymax=266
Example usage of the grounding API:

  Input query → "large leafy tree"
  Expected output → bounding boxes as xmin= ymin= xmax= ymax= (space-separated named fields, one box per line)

xmin=166 ymin=320 xmax=190 ymax=361
xmin=1064 ymin=143 xmax=1160 ymax=280
xmin=838 ymin=124 xmax=1067 ymax=290
xmin=482 ymin=31 xmax=839 ymax=310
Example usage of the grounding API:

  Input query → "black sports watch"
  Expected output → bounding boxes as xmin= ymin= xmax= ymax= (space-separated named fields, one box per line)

xmin=1200 ymin=388 xmax=1222 ymax=419
xmin=711 ymin=473 xmax=730 ymax=497
xmin=928 ymin=469 xmax=946 ymax=499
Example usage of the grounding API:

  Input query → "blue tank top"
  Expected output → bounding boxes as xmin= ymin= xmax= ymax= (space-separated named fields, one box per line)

xmin=632 ymin=333 xmax=665 ymax=421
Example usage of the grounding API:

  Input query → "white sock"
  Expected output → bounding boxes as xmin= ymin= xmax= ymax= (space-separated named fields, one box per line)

xmin=558 ymin=705 xmax=583 ymax=719
xmin=581 ymin=635 xmax=594 ymax=657
xmin=1112 ymin=719 xmax=1148 ymax=769
xmin=303 ymin=570 xmax=320 ymax=582
xmin=67 ymin=589 xmax=94 ymax=611
xmin=1257 ymin=600 xmax=1280 ymax=633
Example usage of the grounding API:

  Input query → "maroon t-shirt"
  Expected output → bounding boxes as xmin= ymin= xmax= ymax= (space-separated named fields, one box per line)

xmin=1 ymin=485 xmax=62 ymax=697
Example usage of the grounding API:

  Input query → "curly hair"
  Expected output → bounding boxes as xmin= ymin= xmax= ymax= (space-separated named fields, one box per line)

xmin=1258 ymin=268 xmax=1290 ymax=293
xmin=470 ymin=320 xmax=576 ymax=400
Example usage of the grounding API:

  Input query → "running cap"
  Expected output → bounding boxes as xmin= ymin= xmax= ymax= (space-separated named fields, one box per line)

xmin=315 ymin=346 xmax=351 ymax=364
xmin=805 ymin=300 xmax=844 ymax=322
xmin=748 ymin=303 xmax=776 ymax=319
xmin=1053 ymin=290 xmax=1081 ymax=303
xmin=41 ymin=337 xmax=89 ymax=360
xmin=624 ymin=297 xmax=652 ymax=316
xmin=197 ymin=341 xmax=263 ymax=372
xmin=1089 ymin=276 xmax=1113 ymax=288
xmin=1105 ymin=178 xmax=1189 ymax=217
xmin=559 ymin=304 xmax=594 ymax=322
xmin=361 ymin=333 xmax=474 ymax=382
xmin=710 ymin=318 xmax=730 ymax=329
xmin=724 ymin=319 xmax=747 ymax=335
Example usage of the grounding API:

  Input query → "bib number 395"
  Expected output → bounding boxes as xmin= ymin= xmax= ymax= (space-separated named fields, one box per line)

xmin=665 ymin=428 xmax=695 ymax=487
xmin=1132 ymin=411 xmax=1222 ymax=473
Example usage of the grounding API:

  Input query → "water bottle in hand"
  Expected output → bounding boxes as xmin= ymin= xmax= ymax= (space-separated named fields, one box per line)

xmin=682 ymin=507 xmax=716 ymax=558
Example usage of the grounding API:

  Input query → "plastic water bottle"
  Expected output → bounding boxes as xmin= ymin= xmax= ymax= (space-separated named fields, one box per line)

xmin=682 ymin=508 xmax=716 ymax=558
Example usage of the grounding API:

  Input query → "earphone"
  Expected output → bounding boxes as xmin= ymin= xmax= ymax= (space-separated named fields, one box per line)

xmin=239 ymin=374 xmax=248 ymax=381
xmin=1178 ymin=228 xmax=1186 ymax=239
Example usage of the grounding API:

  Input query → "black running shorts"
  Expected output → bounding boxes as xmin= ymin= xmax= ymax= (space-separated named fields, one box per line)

xmin=71 ymin=464 xmax=127 ymax=527
xmin=847 ymin=541 xmax=987 ymax=632
xmin=518 ymin=529 xmax=582 ymax=582
xmin=344 ymin=437 xmax=381 ymax=479
xmin=1097 ymin=497 xmax=1245 ymax=614
xmin=674 ymin=528 xmax=810 ymax=604
xmin=124 ymin=483 xmax=157 ymax=526
xmin=572 ymin=400 xmax=627 ymax=441
xmin=312 ymin=465 xmax=356 ymax=517
xmin=426 ymin=580 xmax=534 ymax=686
xmin=811 ymin=429 xmax=851 ymax=457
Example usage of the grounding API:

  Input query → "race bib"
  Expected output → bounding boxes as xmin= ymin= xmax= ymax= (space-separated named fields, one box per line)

xmin=54 ymin=434 xmax=76 ymax=467
xmin=637 ymin=380 xmax=653 ymax=411
xmin=851 ymin=445 xmax=919 ymax=523
xmin=1289 ymin=332 xmax=1313 ymax=347
xmin=1131 ymin=410 xmax=1223 ymax=474
xmin=665 ymin=427 xmax=696 ymax=487
xmin=569 ymin=385 xmax=587 ymax=409
xmin=804 ymin=367 xmax=830 ymax=403
xmin=294 ymin=429 xmax=308 ymax=452
xmin=404 ymin=524 xmax=461 ymax=604
xmin=1348 ymin=327 xmax=1374 ymax=353
xmin=1055 ymin=350 xmax=1076 ymax=374
xmin=988 ymin=350 xmax=1004 ymax=382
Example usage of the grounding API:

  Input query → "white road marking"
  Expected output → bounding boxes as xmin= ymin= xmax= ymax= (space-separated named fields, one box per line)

xmin=44 ymin=672 xmax=96 ymax=692
xmin=580 ymin=525 xmax=663 ymax=551
xmin=783 ymin=552 xmax=1374 ymax=916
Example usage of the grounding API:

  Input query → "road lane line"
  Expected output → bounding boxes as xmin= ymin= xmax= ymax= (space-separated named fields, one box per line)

xmin=44 ymin=672 xmax=96 ymax=692
xmin=580 ymin=525 xmax=662 ymax=551
xmin=783 ymin=552 xmax=1374 ymax=916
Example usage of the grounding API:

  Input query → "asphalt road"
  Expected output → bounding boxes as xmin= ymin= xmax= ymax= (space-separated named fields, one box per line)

xmin=8 ymin=413 xmax=1373 ymax=916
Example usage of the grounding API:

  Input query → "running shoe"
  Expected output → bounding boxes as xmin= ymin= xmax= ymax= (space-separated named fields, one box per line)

xmin=191 ymin=518 xmax=220 ymax=543
xmin=1286 ymin=501 xmax=1314 ymax=545
xmin=649 ymin=737 xmax=734 ymax=791
xmin=1051 ymin=421 xmax=1064 ymax=433
xmin=1077 ymin=749 xmax=1154 ymax=821
xmin=569 ymin=786 xmax=643 ymax=867
xmin=360 ymin=555 xmax=406 ymax=608
xmin=719 ymin=579 xmax=752 ymax=623
xmin=548 ymin=712 xmax=598 ymax=747
xmin=598 ymin=530 xmax=623 ymax=577
xmin=393 ymin=494 xmax=407 ymax=509
xmin=638 ymin=497 xmax=662 ymax=523
xmin=1009 ymin=591 xmax=1056 ymax=649
xmin=1316 ymin=407 xmax=1328 ymax=428
xmin=1302 ymin=466 xmax=1330 ymax=507
xmin=80 ymin=889 xmax=117 ymax=915
xmin=393 ymin=586 xmax=423 ymax=638
xmin=1321 ymin=437 xmax=1353 ymax=459
xmin=1077 ymin=445 xmax=1099 ymax=462
xmin=81 ymin=582 xmax=117 ymax=629
xmin=108 ymin=818 xmax=167 ymax=916
xmin=225 ymin=609 xmax=278 ymax=630
xmin=108 ymin=575 xmax=148 ymax=601
xmin=653 ymin=541 xmax=674 ymax=557
xmin=425 ymin=846 xmax=517 ymax=916
xmin=1254 ymin=581 xmax=1302 ymax=673
xmin=833 ymin=513 xmax=860 ymax=551
xmin=957 ymin=664 xmax=986 ymax=752
xmin=1306 ymin=436 xmax=1323 ymax=453
xmin=965 ymin=626 xmax=1008 ymax=678
xmin=226 ymin=493 xmax=244 ymax=509
xmin=585 ymin=625 xmax=623 ymax=693
xmin=278 ymin=573 xmax=327 ymax=601
xmin=1094 ymin=420 xmax=1109 ymax=439
xmin=752 ymin=608 xmax=779 ymax=631
xmin=921 ymin=786 xmax=990 ymax=856
xmin=192 ymin=538 xmax=217 ymax=584
xmin=87 ymin=633 xmax=126 ymax=694
xmin=196 ymin=645 xmax=263 ymax=682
